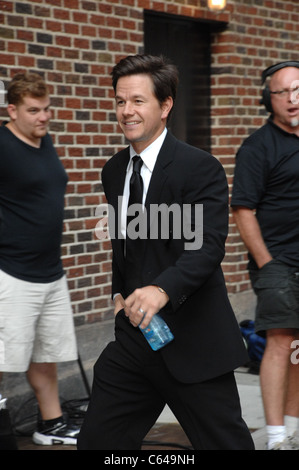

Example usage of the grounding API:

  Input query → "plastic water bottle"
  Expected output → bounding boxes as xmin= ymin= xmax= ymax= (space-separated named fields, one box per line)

xmin=139 ymin=314 xmax=174 ymax=351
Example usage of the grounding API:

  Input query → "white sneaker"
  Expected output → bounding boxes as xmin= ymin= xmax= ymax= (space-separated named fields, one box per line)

xmin=268 ymin=437 xmax=298 ymax=450
xmin=286 ymin=433 xmax=299 ymax=450
xmin=32 ymin=418 xmax=80 ymax=446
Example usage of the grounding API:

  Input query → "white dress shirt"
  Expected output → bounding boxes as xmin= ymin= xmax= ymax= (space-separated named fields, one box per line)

xmin=120 ymin=128 xmax=167 ymax=240
xmin=113 ymin=129 xmax=167 ymax=301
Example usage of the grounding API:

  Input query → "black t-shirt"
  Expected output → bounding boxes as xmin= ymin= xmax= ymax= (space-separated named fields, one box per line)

xmin=0 ymin=124 xmax=68 ymax=282
xmin=231 ymin=118 xmax=299 ymax=269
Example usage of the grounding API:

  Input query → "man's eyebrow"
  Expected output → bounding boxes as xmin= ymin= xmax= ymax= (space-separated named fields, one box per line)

xmin=26 ymin=104 xmax=51 ymax=110
xmin=115 ymin=94 xmax=145 ymax=100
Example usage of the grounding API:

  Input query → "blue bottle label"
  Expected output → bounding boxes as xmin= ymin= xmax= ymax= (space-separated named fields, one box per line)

xmin=139 ymin=314 xmax=174 ymax=351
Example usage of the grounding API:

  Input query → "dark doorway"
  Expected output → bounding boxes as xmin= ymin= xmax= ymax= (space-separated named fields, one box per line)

xmin=144 ymin=11 xmax=226 ymax=153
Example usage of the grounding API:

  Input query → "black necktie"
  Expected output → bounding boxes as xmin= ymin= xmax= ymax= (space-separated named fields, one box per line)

xmin=128 ymin=155 xmax=143 ymax=211
xmin=126 ymin=155 xmax=143 ymax=257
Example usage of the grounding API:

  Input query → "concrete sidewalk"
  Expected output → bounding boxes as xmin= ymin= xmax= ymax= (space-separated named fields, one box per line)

xmin=157 ymin=365 xmax=266 ymax=449
xmin=1 ymin=317 xmax=267 ymax=450
xmin=234 ymin=368 xmax=267 ymax=450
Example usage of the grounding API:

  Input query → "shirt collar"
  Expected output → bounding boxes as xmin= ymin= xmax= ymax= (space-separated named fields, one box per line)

xmin=128 ymin=128 xmax=167 ymax=172
xmin=268 ymin=116 xmax=299 ymax=139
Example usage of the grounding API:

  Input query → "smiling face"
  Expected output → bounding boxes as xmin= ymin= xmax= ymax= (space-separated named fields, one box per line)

xmin=270 ymin=67 xmax=299 ymax=134
xmin=115 ymin=74 xmax=173 ymax=154
xmin=7 ymin=95 xmax=51 ymax=148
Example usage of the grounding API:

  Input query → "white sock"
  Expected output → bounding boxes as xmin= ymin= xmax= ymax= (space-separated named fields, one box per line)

xmin=284 ymin=415 xmax=299 ymax=437
xmin=267 ymin=425 xmax=286 ymax=449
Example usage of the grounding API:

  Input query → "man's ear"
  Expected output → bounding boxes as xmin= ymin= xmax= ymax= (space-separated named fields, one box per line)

xmin=7 ymin=104 xmax=17 ymax=120
xmin=161 ymin=96 xmax=173 ymax=120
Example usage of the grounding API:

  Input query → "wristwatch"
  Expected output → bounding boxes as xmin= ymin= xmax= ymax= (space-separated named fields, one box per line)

xmin=154 ymin=285 xmax=167 ymax=295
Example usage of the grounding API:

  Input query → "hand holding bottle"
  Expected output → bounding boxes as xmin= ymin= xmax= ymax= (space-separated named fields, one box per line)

xmin=124 ymin=285 xmax=169 ymax=329
xmin=139 ymin=313 xmax=174 ymax=351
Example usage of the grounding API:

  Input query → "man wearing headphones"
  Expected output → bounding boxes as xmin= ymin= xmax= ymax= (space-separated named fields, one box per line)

xmin=231 ymin=62 xmax=299 ymax=450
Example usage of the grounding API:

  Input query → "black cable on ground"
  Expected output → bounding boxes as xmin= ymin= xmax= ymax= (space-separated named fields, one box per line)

xmin=12 ymin=397 xmax=193 ymax=450
xmin=9 ymin=356 xmax=192 ymax=450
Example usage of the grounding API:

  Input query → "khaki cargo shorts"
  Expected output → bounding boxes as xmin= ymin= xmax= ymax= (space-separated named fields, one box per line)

xmin=0 ymin=270 xmax=78 ymax=372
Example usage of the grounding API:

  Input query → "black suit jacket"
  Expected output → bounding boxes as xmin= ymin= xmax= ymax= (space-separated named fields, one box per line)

xmin=102 ymin=131 xmax=248 ymax=383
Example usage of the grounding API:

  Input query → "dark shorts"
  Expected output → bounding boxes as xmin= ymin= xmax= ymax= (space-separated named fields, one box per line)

xmin=249 ymin=259 xmax=299 ymax=336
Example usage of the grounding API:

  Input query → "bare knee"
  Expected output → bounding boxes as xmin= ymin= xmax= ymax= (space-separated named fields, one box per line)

xmin=265 ymin=329 xmax=297 ymax=358
xmin=26 ymin=363 xmax=57 ymax=392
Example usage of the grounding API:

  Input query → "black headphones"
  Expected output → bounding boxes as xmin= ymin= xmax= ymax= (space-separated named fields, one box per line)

xmin=261 ymin=61 xmax=299 ymax=113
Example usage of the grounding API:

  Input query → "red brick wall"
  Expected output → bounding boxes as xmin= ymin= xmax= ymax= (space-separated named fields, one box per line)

xmin=0 ymin=0 xmax=298 ymax=323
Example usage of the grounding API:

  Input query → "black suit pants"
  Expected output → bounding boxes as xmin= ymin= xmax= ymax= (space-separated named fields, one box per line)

xmin=77 ymin=313 xmax=254 ymax=450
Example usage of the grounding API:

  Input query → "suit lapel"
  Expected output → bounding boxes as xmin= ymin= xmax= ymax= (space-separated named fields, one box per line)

xmin=110 ymin=148 xmax=129 ymax=208
xmin=110 ymin=148 xmax=130 ymax=269
xmin=145 ymin=132 xmax=177 ymax=233
xmin=111 ymin=133 xmax=178 ymax=264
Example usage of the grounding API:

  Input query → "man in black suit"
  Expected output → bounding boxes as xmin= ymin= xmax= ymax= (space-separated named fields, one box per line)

xmin=77 ymin=55 xmax=254 ymax=450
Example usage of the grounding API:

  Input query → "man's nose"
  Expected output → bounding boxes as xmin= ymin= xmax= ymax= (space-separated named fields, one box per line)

xmin=39 ymin=110 xmax=51 ymax=121
xmin=123 ymin=102 xmax=134 ymax=115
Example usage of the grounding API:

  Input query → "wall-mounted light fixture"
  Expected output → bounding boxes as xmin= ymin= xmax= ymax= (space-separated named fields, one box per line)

xmin=207 ymin=0 xmax=227 ymax=11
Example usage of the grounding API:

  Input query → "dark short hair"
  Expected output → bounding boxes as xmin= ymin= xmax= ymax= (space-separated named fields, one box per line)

xmin=7 ymin=72 xmax=49 ymax=106
xmin=111 ymin=54 xmax=179 ymax=117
